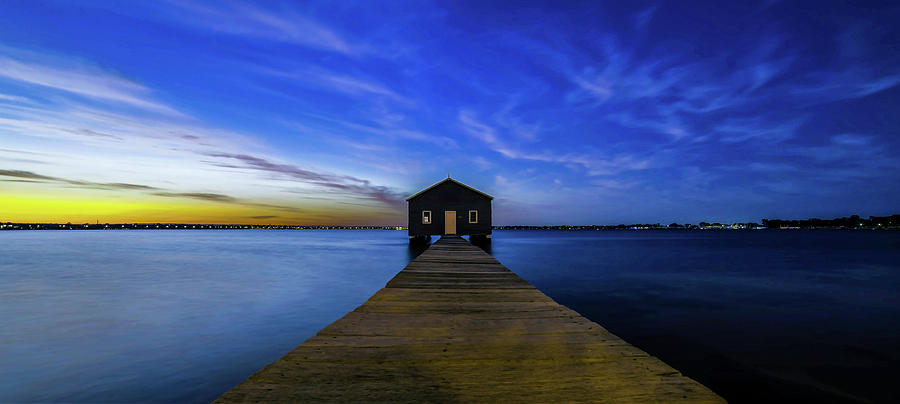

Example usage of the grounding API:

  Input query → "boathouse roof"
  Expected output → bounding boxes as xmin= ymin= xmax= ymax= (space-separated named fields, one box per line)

xmin=405 ymin=178 xmax=494 ymax=201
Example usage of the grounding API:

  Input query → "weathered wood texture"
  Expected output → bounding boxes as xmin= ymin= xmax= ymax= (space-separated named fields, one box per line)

xmin=216 ymin=236 xmax=724 ymax=403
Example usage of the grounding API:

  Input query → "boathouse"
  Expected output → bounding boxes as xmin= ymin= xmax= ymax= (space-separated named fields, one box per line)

xmin=407 ymin=177 xmax=492 ymax=240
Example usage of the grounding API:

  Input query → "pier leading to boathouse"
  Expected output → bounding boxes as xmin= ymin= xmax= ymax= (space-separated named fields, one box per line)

xmin=216 ymin=236 xmax=724 ymax=403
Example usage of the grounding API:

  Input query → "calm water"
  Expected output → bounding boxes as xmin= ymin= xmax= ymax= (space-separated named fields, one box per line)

xmin=488 ymin=230 xmax=900 ymax=404
xmin=1 ymin=230 xmax=898 ymax=403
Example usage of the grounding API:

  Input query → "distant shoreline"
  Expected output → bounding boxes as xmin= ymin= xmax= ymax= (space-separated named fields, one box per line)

xmin=2 ymin=222 xmax=898 ymax=231
xmin=0 ymin=223 xmax=405 ymax=231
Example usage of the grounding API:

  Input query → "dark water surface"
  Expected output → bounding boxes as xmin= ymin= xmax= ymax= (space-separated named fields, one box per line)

xmin=1 ymin=230 xmax=898 ymax=403
xmin=487 ymin=230 xmax=900 ymax=404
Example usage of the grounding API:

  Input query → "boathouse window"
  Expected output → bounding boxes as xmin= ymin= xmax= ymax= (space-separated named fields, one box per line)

xmin=422 ymin=210 xmax=432 ymax=224
xmin=468 ymin=210 xmax=478 ymax=224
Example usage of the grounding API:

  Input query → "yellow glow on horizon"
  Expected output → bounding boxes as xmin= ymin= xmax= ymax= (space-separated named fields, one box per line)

xmin=0 ymin=192 xmax=396 ymax=225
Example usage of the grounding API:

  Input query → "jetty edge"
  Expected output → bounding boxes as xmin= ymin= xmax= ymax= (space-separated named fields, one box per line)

xmin=215 ymin=236 xmax=724 ymax=403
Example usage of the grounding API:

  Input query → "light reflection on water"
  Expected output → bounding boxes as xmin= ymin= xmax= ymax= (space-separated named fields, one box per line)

xmin=1 ymin=230 xmax=898 ymax=403
xmin=0 ymin=230 xmax=415 ymax=403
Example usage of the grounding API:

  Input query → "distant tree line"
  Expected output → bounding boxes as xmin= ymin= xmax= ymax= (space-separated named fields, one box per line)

xmin=761 ymin=214 xmax=900 ymax=229
xmin=494 ymin=214 xmax=900 ymax=230
xmin=493 ymin=223 xmax=758 ymax=230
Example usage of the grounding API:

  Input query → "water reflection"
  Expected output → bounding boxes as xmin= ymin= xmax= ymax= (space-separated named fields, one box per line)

xmin=407 ymin=237 xmax=431 ymax=260
xmin=0 ymin=230 xmax=410 ymax=403
xmin=468 ymin=236 xmax=491 ymax=254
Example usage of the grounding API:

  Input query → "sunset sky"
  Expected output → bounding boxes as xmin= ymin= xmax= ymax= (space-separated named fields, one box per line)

xmin=1 ymin=1 xmax=898 ymax=225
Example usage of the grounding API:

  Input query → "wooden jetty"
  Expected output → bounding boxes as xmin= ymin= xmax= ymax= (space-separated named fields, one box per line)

xmin=216 ymin=236 xmax=724 ymax=403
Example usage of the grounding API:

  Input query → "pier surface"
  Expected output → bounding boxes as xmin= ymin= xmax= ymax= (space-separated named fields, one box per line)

xmin=216 ymin=236 xmax=723 ymax=403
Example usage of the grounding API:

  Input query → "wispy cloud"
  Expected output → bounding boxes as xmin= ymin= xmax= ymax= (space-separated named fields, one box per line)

xmin=492 ymin=99 xmax=541 ymax=142
xmin=458 ymin=110 xmax=500 ymax=144
xmin=206 ymin=153 xmax=405 ymax=208
xmin=792 ymin=134 xmax=885 ymax=163
xmin=161 ymin=0 xmax=355 ymax=55
xmin=0 ymin=169 xmax=160 ymax=191
xmin=458 ymin=110 xmax=650 ymax=176
xmin=0 ymin=92 xmax=31 ymax=103
xmin=0 ymin=101 xmax=247 ymax=156
xmin=562 ymin=36 xmax=797 ymax=142
xmin=315 ymin=72 xmax=408 ymax=101
xmin=258 ymin=66 xmax=411 ymax=103
xmin=0 ymin=55 xmax=179 ymax=115
xmin=789 ymin=70 xmax=900 ymax=102
xmin=152 ymin=191 xmax=237 ymax=203
xmin=561 ymin=29 xmax=899 ymax=151
xmin=714 ymin=118 xmax=804 ymax=143
xmin=284 ymin=113 xmax=456 ymax=148
xmin=831 ymin=133 xmax=872 ymax=146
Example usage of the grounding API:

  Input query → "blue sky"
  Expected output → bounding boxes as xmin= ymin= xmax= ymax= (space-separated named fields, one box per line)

xmin=0 ymin=0 xmax=898 ymax=225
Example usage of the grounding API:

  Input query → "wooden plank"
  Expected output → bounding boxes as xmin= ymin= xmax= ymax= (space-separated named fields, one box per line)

xmin=215 ymin=236 xmax=724 ymax=403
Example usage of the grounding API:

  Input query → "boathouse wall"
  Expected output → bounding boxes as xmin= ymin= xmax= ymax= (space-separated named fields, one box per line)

xmin=407 ymin=179 xmax=492 ymax=237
